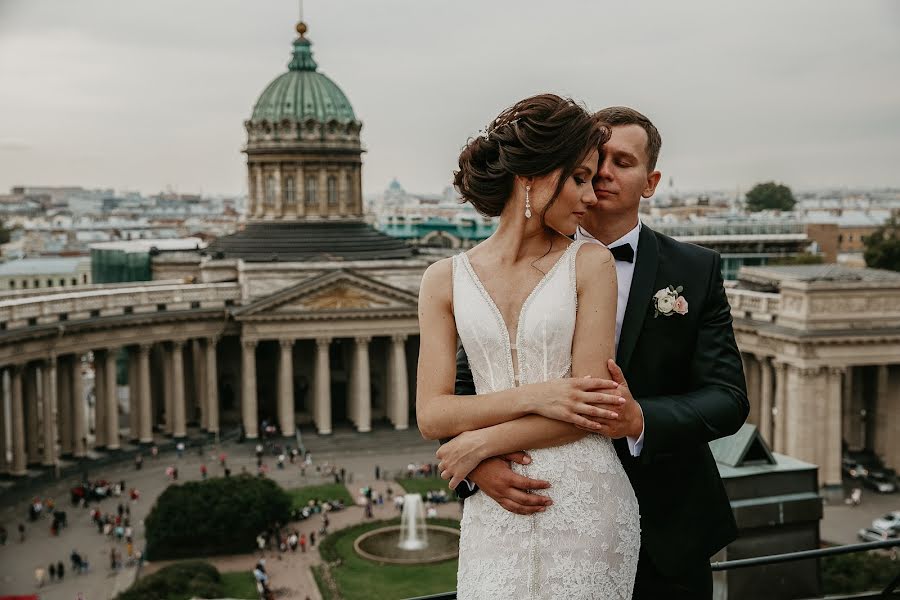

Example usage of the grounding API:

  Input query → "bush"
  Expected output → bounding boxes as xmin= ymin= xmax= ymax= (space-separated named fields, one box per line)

xmin=822 ymin=551 xmax=899 ymax=594
xmin=116 ymin=561 xmax=223 ymax=600
xmin=145 ymin=474 xmax=291 ymax=560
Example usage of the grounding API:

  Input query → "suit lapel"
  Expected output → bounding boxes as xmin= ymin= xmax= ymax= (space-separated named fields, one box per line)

xmin=616 ymin=226 xmax=659 ymax=374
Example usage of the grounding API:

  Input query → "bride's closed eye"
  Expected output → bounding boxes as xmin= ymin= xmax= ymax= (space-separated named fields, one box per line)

xmin=574 ymin=176 xmax=586 ymax=185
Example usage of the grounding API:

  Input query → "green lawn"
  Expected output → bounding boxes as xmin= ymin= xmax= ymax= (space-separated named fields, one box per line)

xmin=220 ymin=571 xmax=258 ymax=599
xmin=396 ymin=476 xmax=458 ymax=501
xmin=287 ymin=482 xmax=354 ymax=511
xmin=316 ymin=517 xmax=460 ymax=600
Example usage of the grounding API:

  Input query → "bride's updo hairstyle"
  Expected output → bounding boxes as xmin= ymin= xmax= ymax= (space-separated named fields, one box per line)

xmin=454 ymin=93 xmax=608 ymax=220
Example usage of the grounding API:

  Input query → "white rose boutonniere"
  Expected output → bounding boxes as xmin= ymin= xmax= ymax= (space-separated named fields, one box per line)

xmin=653 ymin=285 xmax=689 ymax=318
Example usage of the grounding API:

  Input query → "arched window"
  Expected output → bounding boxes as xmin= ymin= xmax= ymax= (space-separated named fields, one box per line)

xmin=285 ymin=176 xmax=295 ymax=204
xmin=265 ymin=174 xmax=276 ymax=206
xmin=9 ymin=280 xmax=15 ymax=289
xmin=327 ymin=176 xmax=338 ymax=206
xmin=305 ymin=176 xmax=318 ymax=205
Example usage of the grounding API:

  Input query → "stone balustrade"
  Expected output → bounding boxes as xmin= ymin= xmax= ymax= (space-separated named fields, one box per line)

xmin=0 ymin=282 xmax=241 ymax=330
xmin=725 ymin=288 xmax=781 ymax=323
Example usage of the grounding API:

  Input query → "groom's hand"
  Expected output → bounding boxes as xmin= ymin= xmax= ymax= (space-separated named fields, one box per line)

xmin=469 ymin=453 xmax=553 ymax=516
xmin=578 ymin=359 xmax=643 ymax=439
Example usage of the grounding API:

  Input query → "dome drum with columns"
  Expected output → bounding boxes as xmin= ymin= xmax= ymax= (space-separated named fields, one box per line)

xmin=242 ymin=21 xmax=365 ymax=221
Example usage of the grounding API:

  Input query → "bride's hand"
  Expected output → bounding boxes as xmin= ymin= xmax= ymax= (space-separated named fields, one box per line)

xmin=437 ymin=430 xmax=489 ymax=490
xmin=527 ymin=377 xmax=625 ymax=432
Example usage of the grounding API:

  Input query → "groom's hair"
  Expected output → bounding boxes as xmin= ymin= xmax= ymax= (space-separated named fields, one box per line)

xmin=594 ymin=106 xmax=661 ymax=171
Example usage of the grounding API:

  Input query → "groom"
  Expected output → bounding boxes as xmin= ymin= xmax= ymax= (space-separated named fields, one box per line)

xmin=451 ymin=107 xmax=749 ymax=598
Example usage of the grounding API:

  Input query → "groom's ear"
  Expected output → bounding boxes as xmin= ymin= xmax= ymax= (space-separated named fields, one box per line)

xmin=642 ymin=170 xmax=662 ymax=199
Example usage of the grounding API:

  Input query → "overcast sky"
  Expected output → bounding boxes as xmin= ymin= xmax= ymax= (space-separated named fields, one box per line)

xmin=1 ymin=1 xmax=899 ymax=197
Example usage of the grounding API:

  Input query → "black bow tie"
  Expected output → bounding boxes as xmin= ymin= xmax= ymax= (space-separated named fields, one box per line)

xmin=609 ymin=243 xmax=634 ymax=263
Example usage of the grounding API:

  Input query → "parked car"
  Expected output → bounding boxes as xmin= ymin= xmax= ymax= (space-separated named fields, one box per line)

xmin=872 ymin=511 xmax=900 ymax=531
xmin=863 ymin=471 xmax=897 ymax=493
xmin=858 ymin=527 xmax=899 ymax=543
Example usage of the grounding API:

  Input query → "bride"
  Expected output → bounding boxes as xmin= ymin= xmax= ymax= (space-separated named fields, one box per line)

xmin=416 ymin=93 xmax=640 ymax=599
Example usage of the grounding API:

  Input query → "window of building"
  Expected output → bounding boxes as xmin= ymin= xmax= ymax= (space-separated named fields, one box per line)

xmin=306 ymin=177 xmax=317 ymax=205
xmin=82 ymin=274 xmax=88 ymax=283
xmin=34 ymin=279 xmax=39 ymax=288
xmin=47 ymin=278 xmax=53 ymax=287
xmin=327 ymin=176 xmax=338 ymax=206
xmin=9 ymin=280 xmax=14 ymax=289
xmin=22 ymin=280 xmax=28 ymax=289
xmin=285 ymin=176 xmax=295 ymax=204
xmin=71 ymin=278 xmax=77 ymax=286
xmin=59 ymin=278 xmax=65 ymax=286
xmin=265 ymin=174 xmax=276 ymax=206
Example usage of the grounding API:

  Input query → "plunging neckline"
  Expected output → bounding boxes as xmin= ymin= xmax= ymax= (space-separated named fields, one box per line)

xmin=459 ymin=242 xmax=578 ymax=386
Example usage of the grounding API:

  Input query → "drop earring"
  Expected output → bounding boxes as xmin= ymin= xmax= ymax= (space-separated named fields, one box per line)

xmin=524 ymin=185 xmax=532 ymax=219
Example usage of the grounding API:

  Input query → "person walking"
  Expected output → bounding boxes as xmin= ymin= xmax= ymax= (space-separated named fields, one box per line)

xmin=299 ymin=533 xmax=307 ymax=553
xmin=56 ymin=560 xmax=65 ymax=581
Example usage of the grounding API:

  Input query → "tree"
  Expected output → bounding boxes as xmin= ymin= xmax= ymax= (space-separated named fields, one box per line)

xmin=0 ymin=219 xmax=10 ymax=245
xmin=745 ymin=182 xmax=796 ymax=212
xmin=863 ymin=218 xmax=900 ymax=272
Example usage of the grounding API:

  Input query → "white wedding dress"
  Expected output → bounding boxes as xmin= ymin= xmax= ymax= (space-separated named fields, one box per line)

xmin=452 ymin=240 xmax=640 ymax=600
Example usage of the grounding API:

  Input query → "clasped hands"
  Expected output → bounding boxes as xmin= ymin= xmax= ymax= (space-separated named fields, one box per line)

xmin=437 ymin=359 xmax=642 ymax=515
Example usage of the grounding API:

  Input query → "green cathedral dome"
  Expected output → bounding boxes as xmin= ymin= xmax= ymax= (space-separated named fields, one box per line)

xmin=250 ymin=25 xmax=356 ymax=124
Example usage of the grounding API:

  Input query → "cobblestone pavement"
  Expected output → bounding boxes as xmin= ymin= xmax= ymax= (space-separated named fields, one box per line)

xmin=0 ymin=425 xmax=453 ymax=600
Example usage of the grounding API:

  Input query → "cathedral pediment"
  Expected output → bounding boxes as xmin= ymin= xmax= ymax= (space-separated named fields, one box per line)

xmin=233 ymin=269 xmax=418 ymax=319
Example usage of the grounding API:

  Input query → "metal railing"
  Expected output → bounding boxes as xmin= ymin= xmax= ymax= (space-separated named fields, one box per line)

xmin=402 ymin=539 xmax=900 ymax=600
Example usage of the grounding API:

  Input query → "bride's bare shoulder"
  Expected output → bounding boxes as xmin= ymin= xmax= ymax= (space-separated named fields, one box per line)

xmin=574 ymin=242 xmax=616 ymax=285
xmin=419 ymin=257 xmax=455 ymax=301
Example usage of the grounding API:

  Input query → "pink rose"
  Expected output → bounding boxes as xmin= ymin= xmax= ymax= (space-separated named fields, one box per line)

xmin=673 ymin=296 xmax=689 ymax=315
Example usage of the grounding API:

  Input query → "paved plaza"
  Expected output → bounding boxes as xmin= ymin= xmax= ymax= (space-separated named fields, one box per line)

xmin=0 ymin=426 xmax=457 ymax=600
xmin=3 ymin=426 xmax=899 ymax=600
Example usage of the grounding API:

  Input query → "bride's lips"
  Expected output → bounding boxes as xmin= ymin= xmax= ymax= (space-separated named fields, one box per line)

xmin=572 ymin=211 xmax=586 ymax=218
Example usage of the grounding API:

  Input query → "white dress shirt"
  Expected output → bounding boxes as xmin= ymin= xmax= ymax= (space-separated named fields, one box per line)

xmin=575 ymin=221 xmax=645 ymax=456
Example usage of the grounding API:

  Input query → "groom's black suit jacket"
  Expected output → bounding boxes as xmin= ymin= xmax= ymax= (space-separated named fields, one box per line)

xmin=453 ymin=225 xmax=749 ymax=576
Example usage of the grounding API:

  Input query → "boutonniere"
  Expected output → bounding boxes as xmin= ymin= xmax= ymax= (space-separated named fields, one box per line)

xmin=653 ymin=285 xmax=689 ymax=318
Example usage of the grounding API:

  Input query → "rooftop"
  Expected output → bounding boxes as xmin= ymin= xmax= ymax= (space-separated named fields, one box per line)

xmin=0 ymin=257 xmax=88 ymax=276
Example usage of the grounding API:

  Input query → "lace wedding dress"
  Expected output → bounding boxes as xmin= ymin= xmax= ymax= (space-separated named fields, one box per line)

xmin=452 ymin=240 xmax=640 ymax=599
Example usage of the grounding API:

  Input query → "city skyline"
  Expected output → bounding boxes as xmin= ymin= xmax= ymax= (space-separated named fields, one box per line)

xmin=1 ymin=0 xmax=899 ymax=197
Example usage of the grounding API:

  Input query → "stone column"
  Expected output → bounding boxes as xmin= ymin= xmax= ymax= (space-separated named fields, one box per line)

xmin=41 ymin=356 xmax=57 ymax=466
xmin=128 ymin=349 xmax=140 ymax=442
xmin=171 ymin=341 xmax=187 ymax=439
xmin=104 ymin=349 xmax=119 ymax=450
xmin=318 ymin=168 xmax=329 ymax=214
xmin=94 ymin=356 xmax=106 ymax=448
xmin=772 ymin=360 xmax=788 ymax=454
xmin=337 ymin=166 xmax=348 ymax=214
xmin=758 ymin=357 xmax=774 ymax=445
xmin=278 ymin=339 xmax=296 ymax=437
xmin=253 ymin=164 xmax=264 ymax=218
xmin=874 ymin=365 xmax=890 ymax=460
xmin=137 ymin=344 xmax=153 ymax=443
xmin=842 ymin=366 xmax=859 ymax=449
xmin=24 ymin=364 xmax=40 ymax=462
xmin=193 ymin=339 xmax=206 ymax=431
xmin=388 ymin=335 xmax=409 ymax=430
xmin=57 ymin=356 xmax=73 ymax=455
xmin=274 ymin=164 xmax=283 ymax=217
xmin=162 ymin=345 xmax=174 ymax=435
xmin=314 ymin=338 xmax=332 ymax=435
xmin=10 ymin=366 xmax=26 ymax=475
xmin=822 ymin=367 xmax=844 ymax=487
xmin=294 ymin=165 xmax=305 ymax=218
xmin=785 ymin=366 xmax=825 ymax=468
xmin=351 ymin=336 xmax=372 ymax=433
xmin=0 ymin=369 xmax=8 ymax=473
xmin=71 ymin=356 xmax=86 ymax=457
xmin=743 ymin=354 xmax=761 ymax=427
xmin=205 ymin=337 xmax=219 ymax=435
xmin=241 ymin=339 xmax=258 ymax=439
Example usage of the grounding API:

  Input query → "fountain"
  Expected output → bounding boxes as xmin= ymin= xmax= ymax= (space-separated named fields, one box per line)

xmin=353 ymin=493 xmax=460 ymax=564
xmin=398 ymin=493 xmax=428 ymax=550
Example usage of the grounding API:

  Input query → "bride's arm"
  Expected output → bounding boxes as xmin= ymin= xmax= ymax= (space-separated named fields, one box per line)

xmin=416 ymin=256 xmax=616 ymax=441
xmin=437 ymin=245 xmax=619 ymax=485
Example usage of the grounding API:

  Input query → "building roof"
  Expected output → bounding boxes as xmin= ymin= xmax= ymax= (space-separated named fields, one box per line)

xmin=89 ymin=238 xmax=206 ymax=254
xmin=205 ymin=221 xmax=415 ymax=262
xmin=249 ymin=23 xmax=356 ymax=124
xmin=0 ymin=257 xmax=87 ymax=276
xmin=739 ymin=264 xmax=900 ymax=285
